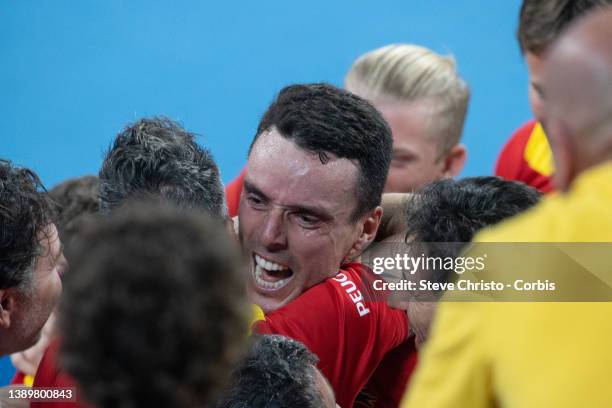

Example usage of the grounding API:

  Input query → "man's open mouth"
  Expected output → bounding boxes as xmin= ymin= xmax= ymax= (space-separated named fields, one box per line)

xmin=252 ymin=253 xmax=294 ymax=291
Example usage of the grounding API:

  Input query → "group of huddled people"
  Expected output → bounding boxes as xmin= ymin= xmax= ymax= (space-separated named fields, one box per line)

xmin=1 ymin=1 xmax=612 ymax=407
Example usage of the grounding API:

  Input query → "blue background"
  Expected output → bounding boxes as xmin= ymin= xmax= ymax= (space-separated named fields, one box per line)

xmin=1 ymin=0 xmax=530 ymax=383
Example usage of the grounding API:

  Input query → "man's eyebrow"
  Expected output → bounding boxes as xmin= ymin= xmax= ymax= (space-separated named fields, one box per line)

xmin=393 ymin=148 xmax=417 ymax=157
xmin=243 ymin=179 xmax=332 ymax=219
xmin=289 ymin=203 xmax=332 ymax=220
xmin=243 ymin=180 xmax=268 ymax=199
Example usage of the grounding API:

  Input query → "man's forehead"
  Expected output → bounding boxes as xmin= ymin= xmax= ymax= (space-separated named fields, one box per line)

xmin=246 ymin=130 xmax=360 ymax=212
xmin=248 ymin=129 xmax=359 ymax=177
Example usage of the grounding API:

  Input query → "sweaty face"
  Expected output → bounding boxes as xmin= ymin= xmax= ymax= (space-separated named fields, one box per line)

xmin=11 ymin=224 xmax=64 ymax=353
xmin=526 ymin=52 xmax=546 ymax=123
xmin=377 ymin=102 xmax=446 ymax=193
xmin=239 ymin=129 xmax=364 ymax=314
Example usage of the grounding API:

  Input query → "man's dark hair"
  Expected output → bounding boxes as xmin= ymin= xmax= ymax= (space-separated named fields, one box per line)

xmin=250 ymin=83 xmax=393 ymax=220
xmin=49 ymin=175 xmax=99 ymax=250
xmin=518 ymin=0 xmax=612 ymax=55
xmin=404 ymin=177 xmax=540 ymax=282
xmin=406 ymin=177 xmax=541 ymax=244
xmin=217 ymin=335 xmax=326 ymax=408
xmin=59 ymin=202 xmax=248 ymax=408
xmin=99 ymin=117 xmax=226 ymax=217
xmin=0 ymin=160 xmax=53 ymax=289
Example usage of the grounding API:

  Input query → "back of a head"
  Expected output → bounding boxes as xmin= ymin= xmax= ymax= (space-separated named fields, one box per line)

xmin=99 ymin=117 xmax=226 ymax=217
xmin=0 ymin=159 xmax=52 ymax=290
xmin=543 ymin=6 xmax=612 ymax=175
xmin=217 ymin=335 xmax=325 ymax=408
xmin=399 ymin=178 xmax=540 ymax=285
xmin=518 ymin=0 xmax=612 ymax=55
xmin=59 ymin=202 xmax=248 ymax=408
xmin=405 ymin=177 xmax=541 ymax=259
xmin=345 ymin=44 xmax=470 ymax=152
xmin=251 ymin=83 xmax=393 ymax=220
xmin=49 ymin=175 xmax=100 ymax=250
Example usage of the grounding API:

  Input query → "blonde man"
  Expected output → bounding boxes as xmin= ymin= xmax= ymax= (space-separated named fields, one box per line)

xmin=346 ymin=44 xmax=469 ymax=193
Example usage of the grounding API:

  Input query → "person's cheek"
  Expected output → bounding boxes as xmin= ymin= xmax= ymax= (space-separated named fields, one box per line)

xmin=529 ymin=86 xmax=545 ymax=123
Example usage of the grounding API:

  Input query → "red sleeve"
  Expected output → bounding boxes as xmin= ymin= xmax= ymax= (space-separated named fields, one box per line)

xmin=254 ymin=263 xmax=408 ymax=408
xmin=224 ymin=168 xmax=246 ymax=218
xmin=31 ymin=338 xmax=92 ymax=408
xmin=495 ymin=120 xmax=536 ymax=180
xmin=495 ymin=120 xmax=554 ymax=193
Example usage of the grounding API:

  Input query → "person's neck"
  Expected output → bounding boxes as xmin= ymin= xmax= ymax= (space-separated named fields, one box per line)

xmin=565 ymin=150 xmax=612 ymax=191
xmin=577 ymin=147 xmax=612 ymax=176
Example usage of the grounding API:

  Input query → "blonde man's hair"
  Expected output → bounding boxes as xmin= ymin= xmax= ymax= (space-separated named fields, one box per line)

xmin=345 ymin=44 xmax=470 ymax=153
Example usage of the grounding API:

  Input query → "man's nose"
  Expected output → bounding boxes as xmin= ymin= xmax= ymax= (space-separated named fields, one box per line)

xmin=260 ymin=208 xmax=287 ymax=251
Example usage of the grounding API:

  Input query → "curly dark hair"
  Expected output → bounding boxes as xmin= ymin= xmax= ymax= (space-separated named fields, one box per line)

xmin=59 ymin=202 xmax=249 ymax=408
xmin=518 ymin=0 xmax=612 ymax=55
xmin=99 ymin=117 xmax=226 ymax=217
xmin=49 ymin=175 xmax=99 ymax=250
xmin=216 ymin=335 xmax=326 ymax=408
xmin=251 ymin=83 xmax=392 ymax=220
xmin=404 ymin=177 xmax=540 ymax=282
xmin=0 ymin=159 xmax=53 ymax=289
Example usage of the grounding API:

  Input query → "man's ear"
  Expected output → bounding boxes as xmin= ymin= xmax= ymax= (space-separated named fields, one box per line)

xmin=542 ymin=119 xmax=580 ymax=191
xmin=0 ymin=290 xmax=15 ymax=329
xmin=550 ymin=130 xmax=576 ymax=192
xmin=345 ymin=206 xmax=383 ymax=261
xmin=441 ymin=144 xmax=467 ymax=178
xmin=224 ymin=216 xmax=239 ymax=242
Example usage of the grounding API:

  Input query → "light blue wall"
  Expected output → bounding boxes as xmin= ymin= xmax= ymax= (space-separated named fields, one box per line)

xmin=1 ymin=0 xmax=530 ymax=383
xmin=2 ymin=0 xmax=530 ymax=188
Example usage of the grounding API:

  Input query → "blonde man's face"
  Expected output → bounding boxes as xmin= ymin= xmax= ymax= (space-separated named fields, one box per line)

xmin=376 ymin=102 xmax=448 ymax=193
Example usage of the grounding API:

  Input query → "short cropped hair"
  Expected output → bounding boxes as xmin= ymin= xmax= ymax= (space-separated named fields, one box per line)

xmin=99 ymin=117 xmax=226 ymax=217
xmin=0 ymin=160 xmax=53 ymax=290
xmin=49 ymin=175 xmax=99 ymax=250
xmin=251 ymin=83 xmax=392 ymax=220
xmin=217 ymin=335 xmax=325 ymax=408
xmin=406 ymin=177 xmax=540 ymax=243
xmin=405 ymin=177 xmax=540 ymax=282
xmin=345 ymin=44 xmax=470 ymax=153
xmin=518 ymin=0 xmax=612 ymax=55
xmin=60 ymin=203 xmax=248 ymax=408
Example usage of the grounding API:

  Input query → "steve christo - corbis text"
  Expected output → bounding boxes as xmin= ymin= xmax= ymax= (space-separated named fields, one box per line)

xmin=372 ymin=278 xmax=556 ymax=292
xmin=370 ymin=254 xmax=556 ymax=293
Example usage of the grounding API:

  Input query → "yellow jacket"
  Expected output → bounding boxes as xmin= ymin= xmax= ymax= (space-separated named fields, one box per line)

xmin=401 ymin=162 xmax=612 ymax=408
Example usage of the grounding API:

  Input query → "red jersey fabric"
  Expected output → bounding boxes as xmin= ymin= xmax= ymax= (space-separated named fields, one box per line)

xmin=10 ymin=371 xmax=25 ymax=385
xmin=31 ymin=338 xmax=91 ymax=408
xmin=495 ymin=120 xmax=555 ymax=194
xmin=254 ymin=262 xmax=409 ymax=408
xmin=225 ymin=168 xmax=246 ymax=218
xmin=356 ymin=340 xmax=419 ymax=408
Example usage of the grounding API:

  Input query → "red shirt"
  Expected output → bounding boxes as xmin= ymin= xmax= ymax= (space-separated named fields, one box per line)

xmin=10 ymin=371 xmax=26 ymax=385
xmin=356 ymin=341 xmax=419 ymax=408
xmin=225 ymin=168 xmax=246 ymax=218
xmin=254 ymin=263 xmax=409 ymax=408
xmin=495 ymin=120 xmax=555 ymax=194
xmin=31 ymin=338 xmax=92 ymax=408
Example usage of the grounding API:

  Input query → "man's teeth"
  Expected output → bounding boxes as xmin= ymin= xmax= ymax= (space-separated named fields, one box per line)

xmin=253 ymin=254 xmax=291 ymax=290
xmin=255 ymin=254 xmax=288 ymax=272
xmin=254 ymin=264 xmax=292 ymax=290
